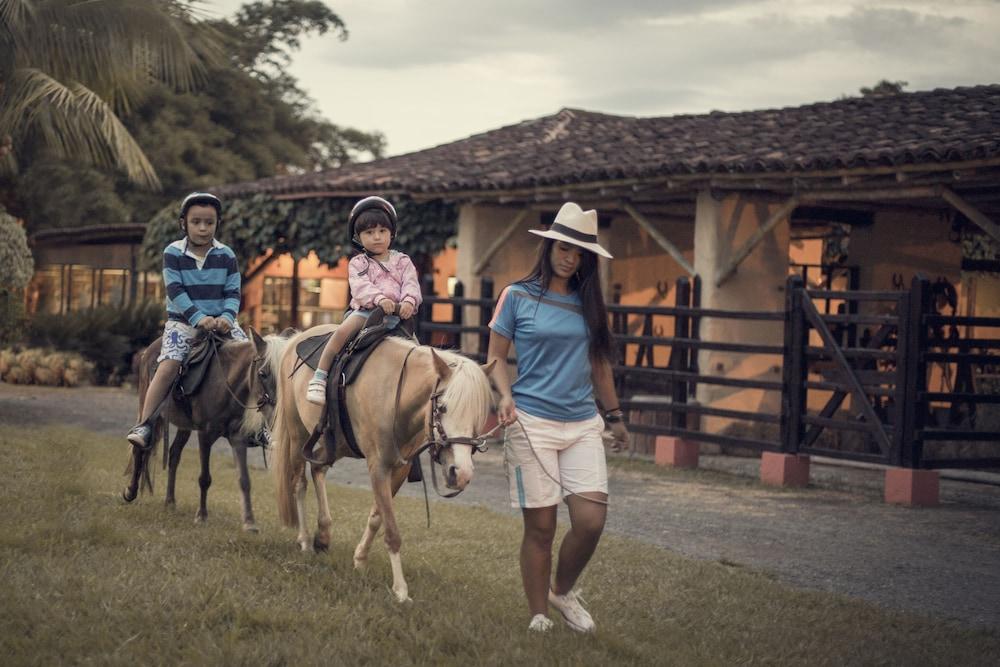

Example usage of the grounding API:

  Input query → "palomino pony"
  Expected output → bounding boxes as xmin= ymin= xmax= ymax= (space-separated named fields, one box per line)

xmin=123 ymin=328 xmax=290 ymax=532
xmin=271 ymin=324 xmax=494 ymax=602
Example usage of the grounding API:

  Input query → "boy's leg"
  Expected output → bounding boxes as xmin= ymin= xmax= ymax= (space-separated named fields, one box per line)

xmin=307 ymin=315 xmax=366 ymax=405
xmin=127 ymin=359 xmax=181 ymax=448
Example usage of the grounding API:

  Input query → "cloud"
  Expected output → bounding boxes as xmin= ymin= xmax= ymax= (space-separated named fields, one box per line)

xmin=209 ymin=0 xmax=1000 ymax=153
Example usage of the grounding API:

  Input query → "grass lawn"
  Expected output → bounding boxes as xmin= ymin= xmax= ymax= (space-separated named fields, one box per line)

xmin=1 ymin=425 xmax=996 ymax=666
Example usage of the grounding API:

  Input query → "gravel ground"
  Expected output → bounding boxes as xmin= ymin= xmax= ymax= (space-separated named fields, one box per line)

xmin=2 ymin=382 xmax=999 ymax=628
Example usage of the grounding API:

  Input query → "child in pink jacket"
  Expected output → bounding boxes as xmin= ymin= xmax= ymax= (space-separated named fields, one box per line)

xmin=307 ymin=196 xmax=422 ymax=405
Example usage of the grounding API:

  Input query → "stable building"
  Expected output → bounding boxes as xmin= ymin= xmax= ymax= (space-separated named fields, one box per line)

xmin=215 ymin=84 xmax=1000 ymax=421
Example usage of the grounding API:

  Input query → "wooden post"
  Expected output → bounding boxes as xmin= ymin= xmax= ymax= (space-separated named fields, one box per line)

xmin=451 ymin=279 xmax=464 ymax=350
xmin=417 ymin=273 xmax=435 ymax=345
xmin=472 ymin=208 xmax=531 ymax=275
xmin=940 ymin=186 xmax=1000 ymax=244
xmin=622 ymin=202 xmax=695 ymax=275
xmin=672 ymin=277 xmax=691 ymax=430
xmin=892 ymin=290 xmax=911 ymax=467
xmin=781 ymin=274 xmax=807 ymax=454
xmin=689 ymin=275 xmax=701 ymax=399
xmin=479 ymin=276 xmax=494 ymax=360
xmin=899 ymin=276 xmax=930 ymax=468
xmin=715 ymin=196 xmax=799 ymax=287
xmin=289 ymin=256 xmax=300 ymax=329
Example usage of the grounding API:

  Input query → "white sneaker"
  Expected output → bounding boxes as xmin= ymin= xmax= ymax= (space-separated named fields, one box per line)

xmin=306 ymin=377 xmax=327 ymax=405
xmin=528 ymin=613 xmax=554 ymax=632
xmin=548 ymin=588 xmax=595 ymax=633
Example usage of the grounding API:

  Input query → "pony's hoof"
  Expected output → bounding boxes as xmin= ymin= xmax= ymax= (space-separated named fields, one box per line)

xmin=298 ymin=540 xmax=313 ymax=553
xmin=164 ymin=500 xmax=176 ymax=511
xmin=122 ymin=488 xmax=137 ymax=503
xmin=243 ymin=522 xmax=259 ymax=533
xmin=353 ymin=556 xmax=367 ymax=570
xmin=392 ymin=588 xmax=412 ymax=604
xmin=313 ymin=534 xmax=329 ymax=552
xmin=194 ymin=514 xmax=207 ymax=524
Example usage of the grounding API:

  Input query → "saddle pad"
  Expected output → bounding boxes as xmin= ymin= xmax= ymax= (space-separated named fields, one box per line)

xmin=294 ymin=332 xmax=332 ymax=373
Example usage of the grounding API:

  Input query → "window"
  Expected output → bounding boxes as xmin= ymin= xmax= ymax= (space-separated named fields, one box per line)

xmin=68 ymin=265 xmax=96 ymax=311
xmin=98 ymin=269 xmax=128 ymax=307
xmin=261 ymin=276 xmax=349 ymax=332
xmin=29 ymin=265 xmax=64 ymax=314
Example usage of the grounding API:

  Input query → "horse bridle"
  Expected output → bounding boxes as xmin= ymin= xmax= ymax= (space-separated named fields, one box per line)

xmin=393 ymin=347 xmax=498 ymax=498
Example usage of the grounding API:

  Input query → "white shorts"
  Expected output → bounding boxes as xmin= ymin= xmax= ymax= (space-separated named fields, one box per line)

xmin=157 ymin=319 xmax=248 ymax=363
xmin=504 ymin=410 xmax=608 ymax=508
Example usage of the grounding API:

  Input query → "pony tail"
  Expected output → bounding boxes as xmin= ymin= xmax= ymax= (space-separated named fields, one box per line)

xmin=271 ymin=380 xmax=298 ymax=527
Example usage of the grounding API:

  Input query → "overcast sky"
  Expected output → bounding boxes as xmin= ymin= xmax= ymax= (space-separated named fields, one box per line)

xmin=209 ymin=0 xmax=1000 ymax=156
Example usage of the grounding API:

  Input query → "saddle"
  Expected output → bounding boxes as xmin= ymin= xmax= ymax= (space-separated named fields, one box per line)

xmin=295 ymin=310 xmax=418 ymax=469
xmin=177 ymin=331 xmax=230 ymax=397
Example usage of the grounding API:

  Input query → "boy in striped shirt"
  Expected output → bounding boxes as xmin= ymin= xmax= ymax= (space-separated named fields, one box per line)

xmin=126 ymin=192 xmax=248 ymax=449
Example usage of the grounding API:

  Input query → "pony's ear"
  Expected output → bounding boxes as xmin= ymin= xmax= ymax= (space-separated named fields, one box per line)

xmin=249 ymin=326 xmax=267 ymax=354
xmin=430 ymin=348 xmax=452 ymax=380
xmin=480 ymin=359 xmax=497 ymax=377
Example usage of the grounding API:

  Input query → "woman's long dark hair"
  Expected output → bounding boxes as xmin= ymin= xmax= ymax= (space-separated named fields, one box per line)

xmin=515 ymin=238 xmax=613 ymax=364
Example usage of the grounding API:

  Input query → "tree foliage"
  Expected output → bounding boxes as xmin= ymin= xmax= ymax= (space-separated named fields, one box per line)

xmin=860 ymin=80 xmax=908 ymax=96
xmin=0 ymin=206 xmax=33 ymax=289
xmin=0 ymin=0 xmax=219 ymax=189
xmin=141 ymin=194 xmax=457 ymax=274
xmin=3 ymin=0 xmax=386 ymax=231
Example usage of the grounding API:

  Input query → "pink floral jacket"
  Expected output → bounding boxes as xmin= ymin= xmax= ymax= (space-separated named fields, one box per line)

xmin=348 ymin=250 xmax=423 ymax=311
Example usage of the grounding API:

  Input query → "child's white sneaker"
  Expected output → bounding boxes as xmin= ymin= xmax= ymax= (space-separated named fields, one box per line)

xmin=528 ymin=613 xmax=554 ymax=632
xmin=306 ymin=377 xmax=327 ymax=405
xmin=548 ymin=588 xmax=595 ymax=633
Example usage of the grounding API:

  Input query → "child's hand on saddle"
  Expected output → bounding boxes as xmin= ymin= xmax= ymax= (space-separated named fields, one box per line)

xmin=215 ymin=318 xmax=232 ymax=334
xmin=197 ymin=316 xmax=217 ymax=331
xmin=378 ymin=298 xmax=395 ymax=315
xmin=398 ymin=301 xmax=415 ymax=320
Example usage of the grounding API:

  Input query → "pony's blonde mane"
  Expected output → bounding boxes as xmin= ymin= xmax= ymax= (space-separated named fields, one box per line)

xmin=240 ymin=333 xmax=292 ymax=436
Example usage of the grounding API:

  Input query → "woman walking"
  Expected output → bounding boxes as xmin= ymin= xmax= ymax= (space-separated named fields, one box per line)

xmin=487 ymin=202 xmax=629 ymax=633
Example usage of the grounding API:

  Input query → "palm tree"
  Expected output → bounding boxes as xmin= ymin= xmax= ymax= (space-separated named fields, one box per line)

xmin=0 ymin=0 xmax=221 ymax=189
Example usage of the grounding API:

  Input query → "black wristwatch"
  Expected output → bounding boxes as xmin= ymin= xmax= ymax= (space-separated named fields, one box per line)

xmin=604 ymin=408 xmax=624 ymax=424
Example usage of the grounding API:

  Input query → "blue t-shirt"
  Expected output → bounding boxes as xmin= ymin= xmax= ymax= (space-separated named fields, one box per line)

xmin=489 ymin=281 xmax=597 ymax=422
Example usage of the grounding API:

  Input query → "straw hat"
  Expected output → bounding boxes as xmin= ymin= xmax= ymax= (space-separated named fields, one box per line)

xmin=529 ymin=202 xmax=613 ymax=259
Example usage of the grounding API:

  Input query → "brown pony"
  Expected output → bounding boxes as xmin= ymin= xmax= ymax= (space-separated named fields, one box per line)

xmin=270 ymin=324 xmax=494 ymax=602
xmin=123 ymin=329 xmax=290 ymax=532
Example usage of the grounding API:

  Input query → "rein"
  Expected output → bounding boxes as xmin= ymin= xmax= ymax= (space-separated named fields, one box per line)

xmin=209 ymin=334 xmax=275 ymax=414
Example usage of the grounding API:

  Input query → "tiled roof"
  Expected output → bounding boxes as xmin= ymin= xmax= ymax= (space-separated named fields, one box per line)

xmin=30 ymin=223 xmax=147 ymax=244
xmin=217 ymin=84 xmax=1000 ymax=198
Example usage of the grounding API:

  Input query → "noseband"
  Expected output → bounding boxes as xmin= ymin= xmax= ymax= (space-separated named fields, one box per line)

xmin=392 ymin=347 xmax=495 ymax=498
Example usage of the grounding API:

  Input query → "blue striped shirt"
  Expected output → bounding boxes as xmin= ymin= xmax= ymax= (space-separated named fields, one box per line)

xmin=162 ymin=238 xmax=241 ymax=326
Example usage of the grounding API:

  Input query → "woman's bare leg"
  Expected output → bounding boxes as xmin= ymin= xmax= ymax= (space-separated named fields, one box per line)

xmin=520 ymin=505 xmax=558 ymax=616
xmin=553 ymin=492 xmax=607 ymax=595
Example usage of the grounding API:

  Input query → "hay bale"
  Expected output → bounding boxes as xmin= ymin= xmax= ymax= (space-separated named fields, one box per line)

xmin=0 ymin=348 xmax=14 ymax=378
xmin=63 ymin=355 xmax=94 ymax=387
xmin=15 ymin=348 xmax=43 ymax=377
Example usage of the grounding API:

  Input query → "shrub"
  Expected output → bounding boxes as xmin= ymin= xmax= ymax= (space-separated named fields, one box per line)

xmin=24 ymin=301 xmax=163 ymax=384
xmin=0 ymin=208 xmax=34 ymax=346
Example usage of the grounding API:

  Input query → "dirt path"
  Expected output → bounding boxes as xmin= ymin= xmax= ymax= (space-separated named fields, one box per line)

xmin=2 ymin=383 xmax=999 ymax=628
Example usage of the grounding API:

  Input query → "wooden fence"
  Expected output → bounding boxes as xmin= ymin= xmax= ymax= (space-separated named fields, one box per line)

xmin=413 ymin=273 xmax=1000 ymax=469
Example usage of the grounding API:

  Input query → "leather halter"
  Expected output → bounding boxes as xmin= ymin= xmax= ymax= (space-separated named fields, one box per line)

xmin=392 ymin=347 xmax=491 ymax=498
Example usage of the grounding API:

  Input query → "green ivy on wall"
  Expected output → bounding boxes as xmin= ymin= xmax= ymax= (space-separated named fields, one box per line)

xmin=141 ymin=195 xmax=457 ymax=273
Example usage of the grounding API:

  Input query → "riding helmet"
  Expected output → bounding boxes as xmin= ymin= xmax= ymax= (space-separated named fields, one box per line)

xmin=180 ymin=192 xmax=223 ymax=221
xmin=348 ymin=196 xmax=397 ymax=245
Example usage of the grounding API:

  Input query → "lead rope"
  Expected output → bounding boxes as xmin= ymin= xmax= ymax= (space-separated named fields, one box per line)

xmin=505 ymin=416 xmax=610 ymax=507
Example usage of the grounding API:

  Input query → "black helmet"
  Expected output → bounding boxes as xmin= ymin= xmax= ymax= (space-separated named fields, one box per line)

xmin=180 ymin=192 xmax=223 ymax=221
xmin=348 ymin=196 xmax=397 ymax=247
